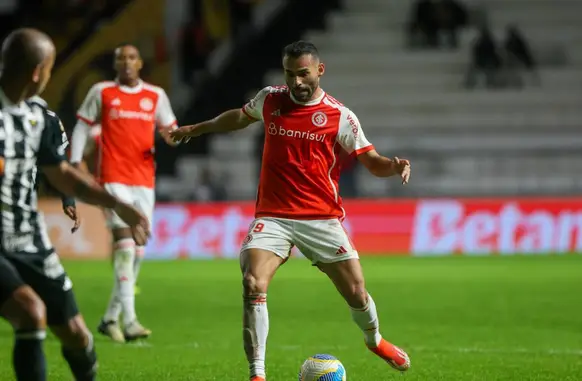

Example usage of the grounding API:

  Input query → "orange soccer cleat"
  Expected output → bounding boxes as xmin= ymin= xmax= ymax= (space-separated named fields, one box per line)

xmin=250 ymin=377 xmax=265 ymax=381
xmin=367 ymin=338 xmax=411 ymax=372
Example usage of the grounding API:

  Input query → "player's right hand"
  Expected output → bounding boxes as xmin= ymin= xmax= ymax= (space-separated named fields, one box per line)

xmin=113 ymin=202 xmax=151 ymax=246
xmin=63 ymin=205 xmax=81 ymax=233
xmin=169 ymin=126 xmax=196 ymax=144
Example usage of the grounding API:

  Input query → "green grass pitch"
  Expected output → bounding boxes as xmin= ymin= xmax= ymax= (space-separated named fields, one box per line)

xmin=0 ymin=255 xmax=581 ymax=380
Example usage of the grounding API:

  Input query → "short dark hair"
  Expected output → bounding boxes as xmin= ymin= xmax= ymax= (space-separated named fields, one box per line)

xmin=115 ymin=42 xmax=135 ymax=50
xmin=114 ymin=43 xmax=140 ymax=57
xmin=282 ymin=41 xmax=319 ymax=59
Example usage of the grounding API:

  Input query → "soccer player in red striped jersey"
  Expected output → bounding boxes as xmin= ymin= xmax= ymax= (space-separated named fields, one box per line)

xmin=171 ymin=41 xmax=411 ymax=381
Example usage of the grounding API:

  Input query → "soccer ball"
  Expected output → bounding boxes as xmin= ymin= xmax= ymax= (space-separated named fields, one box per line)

xmin=298 ymin=354 xmax=346 ymax=381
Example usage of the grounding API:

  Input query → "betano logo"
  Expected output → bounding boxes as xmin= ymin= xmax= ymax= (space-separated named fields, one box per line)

xmin=412 ymin=200 xmax=582 ymax=254
xmin=268 ymin=123 xmax=326 ymax=142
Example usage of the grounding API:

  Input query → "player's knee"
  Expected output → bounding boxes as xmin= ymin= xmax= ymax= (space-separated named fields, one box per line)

xmin=113 ymin=239 xmax=136 ymax=273
xmin=343 ymin=281 xmax=368 ymax=309
xmin=57 ymin=317 xmax=91 ymax=348
xmin=112 ymin=228 xmax=133 ymax=242
xmin=7 ymin=288 xmax=47 ymax=330
xmin=242 ymin=272 xmax=269 ymax=295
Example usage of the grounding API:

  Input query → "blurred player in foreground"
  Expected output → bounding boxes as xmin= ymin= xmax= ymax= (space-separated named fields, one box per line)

xmin=0 ymin=28 xmax=150 ymax=381
xmin=70 ymin=44 xmax=178 ymax=342
xmin=171 ymin=41 xmax=411 ymax=381
xmin=29 ymin=95 xmax=81 ymax=234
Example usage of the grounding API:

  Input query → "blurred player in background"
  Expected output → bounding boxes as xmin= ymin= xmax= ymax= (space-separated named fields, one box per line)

xmin=0 ymin=28 xmax=150 ymax=381
xmin=171 ymin=41 xmax=411 ymax=381
xmin=70 ymin=44 xmax=178 ymax=343
xmin=80 ymin=125 xmax=144 ymax=295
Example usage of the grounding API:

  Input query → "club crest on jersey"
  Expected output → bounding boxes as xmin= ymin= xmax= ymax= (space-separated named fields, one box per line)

xmin=311 ymin=111 xmax=327 ymax=127
xmin=140 ymin=97 xmax=154 ymax=112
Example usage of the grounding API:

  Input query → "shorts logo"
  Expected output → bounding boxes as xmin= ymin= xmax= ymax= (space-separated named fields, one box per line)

xmin=140 ymin=97 xmax=154 ymax=111
xmin=311 ymin=111 xmax=327 ymax=127
xmin=335 ymin=245 xmax=348 ymax=255
xmin=242 ymin=234 xmax=253 ymax=245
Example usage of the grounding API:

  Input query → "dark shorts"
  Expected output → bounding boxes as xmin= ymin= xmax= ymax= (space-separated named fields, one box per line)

xmin=0 ymin=249 xmax=79 ymax=326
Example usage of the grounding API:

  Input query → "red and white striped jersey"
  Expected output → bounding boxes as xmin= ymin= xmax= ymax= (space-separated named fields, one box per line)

xmin=72 ymin=80 xmax=176 ymax=188
xmin=242 ymin=86 xmax=374 ymax=220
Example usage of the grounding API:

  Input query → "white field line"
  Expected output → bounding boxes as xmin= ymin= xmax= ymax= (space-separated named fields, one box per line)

xmin=56 ymin=341 xmax=581 ymax=357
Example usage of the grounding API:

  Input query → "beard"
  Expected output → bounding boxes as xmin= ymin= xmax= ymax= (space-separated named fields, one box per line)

xmin=292 ymin=83 xmax=318 ymax=102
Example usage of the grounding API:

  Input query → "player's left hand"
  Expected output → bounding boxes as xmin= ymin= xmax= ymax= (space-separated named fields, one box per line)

xmin=63 ymin=205 xmax=81 ymax=233
xmin=393 ymin=157 xmax=411 ymax=185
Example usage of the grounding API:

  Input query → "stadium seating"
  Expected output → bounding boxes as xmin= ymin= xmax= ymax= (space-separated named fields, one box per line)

xmin=200 ymin=0 xmax=582 ymax=200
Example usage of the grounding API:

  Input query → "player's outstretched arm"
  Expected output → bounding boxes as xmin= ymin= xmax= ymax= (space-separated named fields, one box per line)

xmin=337 ymin=109 xmax=411 ymax=184
xmin=42 ymin=162 xmax=116 ymax=207
xmin=357 ymin=150 xmax=411 ymax=184
xmin=38 ymin=110 xmax=149 ymax=243
xmin=41 ymin=162 xmax=150 ymax=245
xmin=170 ymin=109 xmax=254 ymax=142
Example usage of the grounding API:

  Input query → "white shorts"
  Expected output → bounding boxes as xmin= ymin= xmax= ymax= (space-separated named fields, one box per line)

xmin=241 ymin=217 xmax=359 ymax=264
xmin=103 ymin=183 xmax=155 ymax=229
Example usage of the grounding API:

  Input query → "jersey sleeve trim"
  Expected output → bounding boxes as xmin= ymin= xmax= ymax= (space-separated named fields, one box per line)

xmin=157 ymin=120 xmax=177 ymax=130
xmin=241 ymin=106 xmax=259 ymax=121
xmin=351 ymin=145 xmax=375 ymax=157
xmin=76 ymin=114 xmax=96 ymax=126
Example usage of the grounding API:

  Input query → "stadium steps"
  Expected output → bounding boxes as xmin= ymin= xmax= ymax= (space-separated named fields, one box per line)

xmin=160 ymin=153 xmax=258 ymax=201
xmin=209 ymin=0 xmax=582 ymax=199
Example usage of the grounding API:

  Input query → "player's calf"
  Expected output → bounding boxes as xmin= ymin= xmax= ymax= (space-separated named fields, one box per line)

xmin=52 ymin=315 xmax=98 ymax=381
xmin=103 ymin=237 xmax=140 ymax=329
xmin=242 ymin=268 xmax=270 ymax=379
xmin=350 ymin=291 xmax=410 ymax=371
xmin=240 ymin=248 xmax=284 ymax=380
xmin=1 ymin=286 xmax=48 ymax=381
xmin=319 ymin=259 xmax=410 ymax=372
